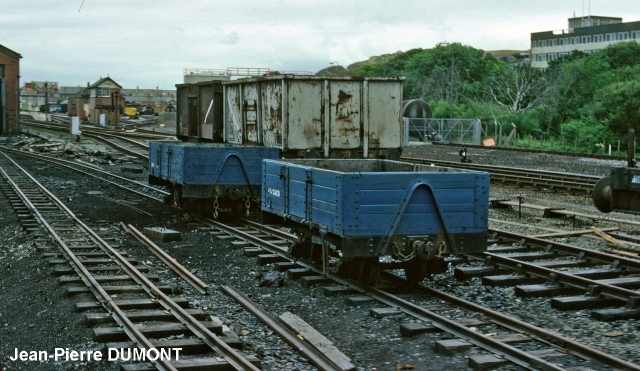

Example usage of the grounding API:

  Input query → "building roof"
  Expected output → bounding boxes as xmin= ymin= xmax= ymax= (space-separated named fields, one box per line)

xmin=59 ymin=86 xmax=84 ymax=95
xmin=88 ymin=77 xmax=122 ymax=89
xmin=0 ymin=44 xmax=22 ymax=59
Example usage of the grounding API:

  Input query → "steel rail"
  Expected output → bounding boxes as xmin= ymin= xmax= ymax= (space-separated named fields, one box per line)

xmin=197 ymin=216 xmax=290 ymax=254
xmin=398 ymin=272 xmax=640 ymax=371
xmin=483 ymin=251 xmax=640 ymax=303
xmin=490 ymin=200 xmax=640 ymax=228
xmin=221 ymin=285 xmax=344 ymax=371
xmin=1 ymin=152 xmax=257 ymax=371
xmin=199 ymin=218 xmax=603 ymax=370
xmin=0 ymin=146 xmax=168 ymax=200
xmin=491 ymin=228 xmax=640 ymax=271
xmin=82 ymin=133 xmax=149 ymax=160
xmin=239 ymin=217 xmax=299 ymax=243
xmin=23 ymin=117 xmax=171 ymax=140
xmin=122 ymin=223 xmax=209 ymax=294
xmin=0 ymin=155 xmax=177 ymax=371
xmin=371 ymin=276 xmax=567 ymax=371
xmin=402 ymin=156 xmax=602 ymax=182
xmin=402 ymin=156 xmax=598 ymax=193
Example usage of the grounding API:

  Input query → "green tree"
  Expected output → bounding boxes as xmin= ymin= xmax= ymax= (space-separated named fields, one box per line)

xmin=594 ymin=78 xmax=640 ymax=135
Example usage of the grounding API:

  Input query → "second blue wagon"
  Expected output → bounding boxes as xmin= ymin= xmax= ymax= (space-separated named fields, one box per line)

xmin=261 ymin=159 xmax=489 ymax=283
xmin=149 ymin=141 xmax=279 ymax=217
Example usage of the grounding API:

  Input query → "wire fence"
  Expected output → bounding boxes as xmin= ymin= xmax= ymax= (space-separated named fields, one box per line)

xmin=406 ymin=118 xmax=481 ymax=145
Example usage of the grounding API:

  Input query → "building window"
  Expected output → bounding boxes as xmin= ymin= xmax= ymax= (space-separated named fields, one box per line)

xmin=96 ymin=87 xmax=110 ymax=97
xmin=532 ymin=40 xmax=538 ymax=48
xmin=619 ymin=32 xmax=629 ymax=40
xmin=570 ymin=37 xmax=577 ymax=44
xmin=606 ymin=33 xmax=615 ymax=42
xmin=581 ymin=36 xmax=591 ymax=44
xmin=593 ymin=34 xmax=602 ymax=42
xmin=632 ymin=31 xmax=640 ymax=39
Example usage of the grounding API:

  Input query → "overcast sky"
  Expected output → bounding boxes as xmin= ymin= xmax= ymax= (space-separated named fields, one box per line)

xmin=1 ymin=0 xmax=638 ymax=90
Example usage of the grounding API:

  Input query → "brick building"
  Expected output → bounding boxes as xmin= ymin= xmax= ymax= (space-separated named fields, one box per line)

xmin=0 ymin=44 xmax=22 ymax=135
xmin=88 ymin=77 xmax=123 ymax=126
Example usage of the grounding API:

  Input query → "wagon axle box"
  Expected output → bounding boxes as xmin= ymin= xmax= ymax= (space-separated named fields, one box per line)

xmin=261 ymin=159 xmax=489 ymax=258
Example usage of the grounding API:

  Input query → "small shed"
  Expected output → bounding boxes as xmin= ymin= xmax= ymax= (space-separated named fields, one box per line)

xmin=88 ymin=77 xmax=123 ymax=126
xmin=0 ymin=44 xmax=22 ymax=135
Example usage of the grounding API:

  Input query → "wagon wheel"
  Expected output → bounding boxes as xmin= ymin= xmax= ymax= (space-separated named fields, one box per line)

xmin=404 ymin=258 xmax=429 ymax=284
xmin=337 ymin=257 xmax=380 ymax=286
xmin=173 ymin=187 xmax=184 ymax=208
xmin=360 ymin=257 xmax=381 ymax=286
xmin=336 ymin=259 xmax=361 ymax=280
xmin=289 ymin=235 xmax=312 ymax=260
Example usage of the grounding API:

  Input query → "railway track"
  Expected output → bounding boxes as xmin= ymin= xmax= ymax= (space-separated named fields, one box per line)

xmin=0 ymin=151 xmax=261 ymax=370
xmin=20 ymin=115 xmax=172 ymax=161
xmin=456 ymin=228 xmax=640 ymax=321
xmin=191 ymin=216 xmax=640 ymax=370
xmin=431 ymin=141 xmax=629 ymax=162
xmin=7 ymin=116 xmax=640 ymax=369
xmin=0 ymin=146 xmax=167 ymax=203
xmin=402 ymin=156 xmax=601 ymax=195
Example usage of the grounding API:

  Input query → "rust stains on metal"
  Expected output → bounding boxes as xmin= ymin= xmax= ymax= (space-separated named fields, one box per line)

xmin=337 ymin=90 xmax=352 ymax=105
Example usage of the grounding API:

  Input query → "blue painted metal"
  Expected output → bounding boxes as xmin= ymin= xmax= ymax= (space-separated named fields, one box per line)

xmin=376 ymin=179 xmax=456 ymax=256
xmin=262 ymin=159 xmax=489 ymax=257
xmin=148 ymin=141 xmax=279 ymax=198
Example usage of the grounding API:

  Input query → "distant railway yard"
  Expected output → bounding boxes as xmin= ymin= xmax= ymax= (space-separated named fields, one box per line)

xmin=3 ymin=114 xmax=640 ymax=371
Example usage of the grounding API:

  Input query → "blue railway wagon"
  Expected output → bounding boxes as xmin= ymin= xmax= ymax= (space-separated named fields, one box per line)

xmin=149 ymin=141 xmax=279 ymax=215
xmin=261 ymin=159 xmax=489 ymax=282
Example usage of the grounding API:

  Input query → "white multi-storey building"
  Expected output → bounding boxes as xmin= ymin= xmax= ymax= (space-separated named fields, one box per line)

xmin=531 ymin=16 xmax=640 ymax=69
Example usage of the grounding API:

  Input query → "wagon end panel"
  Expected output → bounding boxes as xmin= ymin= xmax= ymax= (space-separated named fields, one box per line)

xmin=345 ymin=172 xmax=488 ymax=256
xmin=180 ymin=146 xmax=279 ymax=198
xmin=197 ymin=81 xmax=224 ymax=141
xmin=242 ymin=83 xmax=260 ymax=145
xmin=328 ymin=80 xmax=362 ymax=152
xmin=175 ymin=84 xmax=189 ymax=139
xmin=148 ymin=141 xmax=162 ymax=180
xmin=366 ymin=81 xmax=403 ymax=154
xmin=262 ymin=160 xmax=287 ymax=217
xmin=260 ymin=81 xmax=284 ymax=149
xmin=224 ymin=84 xmax=243 ymax=144
xmin=166 ymin=143 xmax=186 ymax=185
xmin=285 ymin=80 xmax=323 ymax=153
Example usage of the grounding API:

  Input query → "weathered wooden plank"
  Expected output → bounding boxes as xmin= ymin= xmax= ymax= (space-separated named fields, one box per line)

xmin=279 ymin=311 xmax=355 ymax=371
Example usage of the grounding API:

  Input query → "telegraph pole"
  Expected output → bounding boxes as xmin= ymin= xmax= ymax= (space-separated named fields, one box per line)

xmin=44 ymin=81 xmax=49 ymax=121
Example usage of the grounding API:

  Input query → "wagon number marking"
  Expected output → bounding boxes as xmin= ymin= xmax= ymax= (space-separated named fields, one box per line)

xmin=267 ymin=188 xmax=281 ymax=197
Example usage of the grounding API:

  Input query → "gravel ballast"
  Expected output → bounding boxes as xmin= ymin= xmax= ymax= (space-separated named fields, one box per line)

xmin=2 ymin=137 xmax=640 ymax=371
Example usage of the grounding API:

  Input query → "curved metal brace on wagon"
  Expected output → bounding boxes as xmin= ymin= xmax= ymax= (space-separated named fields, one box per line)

xmin=376 ymin=178 xmax=457 ymax=257
xmin=206 ymin=151 xmax=255 ymax=198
